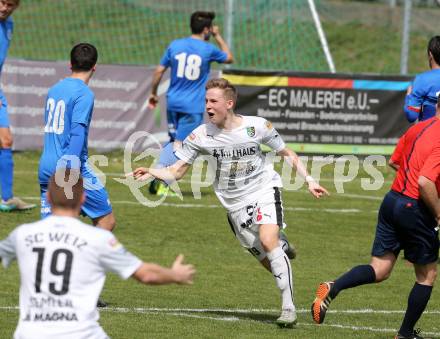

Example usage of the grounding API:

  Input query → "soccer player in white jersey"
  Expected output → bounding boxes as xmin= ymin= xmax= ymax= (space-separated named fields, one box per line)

xmin=130 ymin=78 xmax=329 ymax=327
xmin=0 ymin=169 xmax=195 ymax=339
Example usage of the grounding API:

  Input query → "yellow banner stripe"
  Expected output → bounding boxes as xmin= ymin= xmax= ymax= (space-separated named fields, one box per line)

xmin=222 ymin=74 xmax=288 ymax=87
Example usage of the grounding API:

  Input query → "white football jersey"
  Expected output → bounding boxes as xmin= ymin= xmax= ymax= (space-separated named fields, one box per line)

xmin=176 ymin=115 xmax=285 ymax=211
xmin=0 ymin=215 xmax=142 ymax=339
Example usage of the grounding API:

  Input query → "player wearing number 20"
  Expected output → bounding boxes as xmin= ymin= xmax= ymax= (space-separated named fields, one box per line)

xmin=148 ymin=11 xmax=233 ymax=194
xmin=38 ymin=43 xmax=116 ymax=232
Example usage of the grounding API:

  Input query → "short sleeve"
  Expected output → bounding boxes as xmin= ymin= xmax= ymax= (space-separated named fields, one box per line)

xmin=175 ymin=133 xmax=201 ymax=164
xmin=0 ymin=228 xmax=18 ymax=268
xmin=72 ymin=91 xmax=94 ymax=125
xmin=99 ymin=235 xmax=142 ymax=280
xmin=210 ymin=45 xmax=227 ymax=64
xmin=406 ymin=75 xmax=425 ymax=109
xmin=390 ymin=134 xmax=406 ymax=165
xmin=261 ymin=119 xmax=285 ymax=152
xmin=160 ymin=46 xmax=171 ymax=67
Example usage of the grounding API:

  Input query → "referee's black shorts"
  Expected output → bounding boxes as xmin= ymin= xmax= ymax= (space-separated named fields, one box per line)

xmin=371 ymin=190 xmax=439 ymax=265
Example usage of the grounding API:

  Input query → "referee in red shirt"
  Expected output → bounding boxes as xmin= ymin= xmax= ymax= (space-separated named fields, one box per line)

xmin=311 ymin=98 xmax=440 ymax=339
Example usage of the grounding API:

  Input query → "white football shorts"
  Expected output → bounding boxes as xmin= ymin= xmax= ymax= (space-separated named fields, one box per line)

xmin=226 ymin=187 xmax=286 ymax=261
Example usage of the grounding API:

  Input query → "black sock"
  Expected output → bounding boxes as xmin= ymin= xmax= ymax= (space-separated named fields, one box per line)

xmin=398 ymin=283 xmax=432 ymax=336
xmin=330 ymin=265 xmax=376 ymax=299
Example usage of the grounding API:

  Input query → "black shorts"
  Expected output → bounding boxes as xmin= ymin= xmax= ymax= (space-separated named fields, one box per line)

xmin=371 ymin=190 xmax=439 ymax=265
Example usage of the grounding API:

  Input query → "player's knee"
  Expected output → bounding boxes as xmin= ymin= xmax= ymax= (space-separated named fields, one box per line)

xmin=416 ymin=267 xmax=437 ymax=286
xmin=259 ymin=234 xmax=278 ymax=252
xmin=426 ymin=269 xmax=438 ymax=286
xmin=372 ymin=266 xmax=391 ymax=282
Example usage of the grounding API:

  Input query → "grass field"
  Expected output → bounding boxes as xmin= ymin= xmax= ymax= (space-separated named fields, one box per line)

xmin=1 ymin=151 xmax=440 ymax=338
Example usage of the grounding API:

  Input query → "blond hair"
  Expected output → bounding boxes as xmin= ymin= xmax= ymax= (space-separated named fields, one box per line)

xmin=206 ymin=78 xmax=238 ymax=103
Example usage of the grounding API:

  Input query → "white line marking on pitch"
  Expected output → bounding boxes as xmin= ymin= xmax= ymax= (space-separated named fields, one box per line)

xmin=4 ymin=305 xmax=440 ymax=316
xmin=21 ymin=196 xmax=373 ymax=214
xmin=1 ymin=306 xmax=440 ymax=335
xmin=15 ymin=170 xmax=394 ymax=185
xmin=4 ymin=306 xmax=439 ymax=313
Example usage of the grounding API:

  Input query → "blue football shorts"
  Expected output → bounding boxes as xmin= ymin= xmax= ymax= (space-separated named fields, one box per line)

xmin=371 ymin=190 xmax=439 ymax=265
xmin=167 ymin=111 xmax=204 ymax=142
xmin=40 ymin=164 xmax=112 ymax=219
xmin=0 ymin=90 xmax=9 ymax=128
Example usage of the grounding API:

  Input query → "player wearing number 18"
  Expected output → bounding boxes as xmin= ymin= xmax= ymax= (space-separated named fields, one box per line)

xmin=148 ymin=11 xmax=233 ymax=195
xmin=0 ymin=170 xmax=195 ymax=339
xmin=38 ymin=43 xmax=116 ymax=232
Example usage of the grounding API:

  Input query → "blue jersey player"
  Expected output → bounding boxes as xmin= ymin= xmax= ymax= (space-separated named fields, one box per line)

xmin=148 ymin=11 xmax=233 ymax=195
xmin=404 ymin=36 xmax=440 ymax=123
xmin=0 ymin=0 xmax=36 ymax=212
xmin=38 ymin=43 xmax=115 ymax=232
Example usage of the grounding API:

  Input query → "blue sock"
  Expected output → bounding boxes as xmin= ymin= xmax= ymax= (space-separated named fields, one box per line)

xmin=0 ymin=148 xmax=14 ymax=201
xmin=158 ymin=142 xmax=179 ymax=168
xmin=149 ymin=142 xmax=179 ymax=190
xmin=330 ymin=264 xmax=376 ymax=298
xmin=399 ymin=283 xmax=432 ymax=336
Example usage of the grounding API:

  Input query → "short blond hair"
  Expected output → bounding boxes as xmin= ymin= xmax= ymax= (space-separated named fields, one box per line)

xmin=206 ymin=78 xmax=238 ymax=103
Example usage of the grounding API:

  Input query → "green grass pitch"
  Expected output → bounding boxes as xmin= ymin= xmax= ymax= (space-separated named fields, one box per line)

xmin=0 ymin=151 xmax=439 ymax=338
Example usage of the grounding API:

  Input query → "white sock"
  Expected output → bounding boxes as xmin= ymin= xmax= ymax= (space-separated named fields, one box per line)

xmin=266 ymin=246 xmax=294 ymax=310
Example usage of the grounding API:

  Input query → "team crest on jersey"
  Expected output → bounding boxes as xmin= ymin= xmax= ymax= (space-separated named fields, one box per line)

xmin=188 ymin=133 xmax=196 ymax=141
xmin=246 ymin=127 xmax=255 ymax=137
xmin=265 ymin=120 xmax=273 ymax=130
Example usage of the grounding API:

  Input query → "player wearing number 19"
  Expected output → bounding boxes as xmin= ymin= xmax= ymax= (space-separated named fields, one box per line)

xmin=0 ymin=170 xmax=195 ymax=339
xmin=38 ymin=43 xmax=116 ymax=232
xmin=148 ymin=11 xmax=233 ymax=195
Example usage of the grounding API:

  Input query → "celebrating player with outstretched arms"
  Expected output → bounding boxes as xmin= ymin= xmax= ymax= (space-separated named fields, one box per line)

xmin=131 ymin=78 xmax=328 ymax=327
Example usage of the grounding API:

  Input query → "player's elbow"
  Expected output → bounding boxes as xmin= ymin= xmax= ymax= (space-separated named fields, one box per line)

xmin=418 ymin=176 xmax=433 ymax=190
xmin=404 ymin=107 xmax=419 ymax=123
xmin=134 ymin=264 xmax=162 ymax=285
xmin=171 ymin=171 xmax=184 ymax=182
xmin=388 ymin=159 xmax=399 ymax=171
xmin=224 ymin=53 xmax=234 ymax=64
xmin=172 ymin=163 xmax=189 ymax=180
xmin=138 ymin=272 xmax=159 ymax=284
xmin=0 ymin=132 xmax=13 ymax=148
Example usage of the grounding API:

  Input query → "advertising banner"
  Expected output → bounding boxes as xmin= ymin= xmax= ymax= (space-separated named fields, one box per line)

xmin=2 ymin=59 xmax=220 ymax=153
xmin=223 ymin=70 xmax=413 ymax=154
xmin=4 ymin=60 xmax=412 ymax=155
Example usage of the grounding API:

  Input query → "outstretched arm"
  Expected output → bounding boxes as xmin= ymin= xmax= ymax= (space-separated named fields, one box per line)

xmin=132 ymin=254 xmax=196 ymax=285
xmin=277 ymin=147 xmax=329 ymax=198
xmin=130 ymin=160 xmax=191 ymax=183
